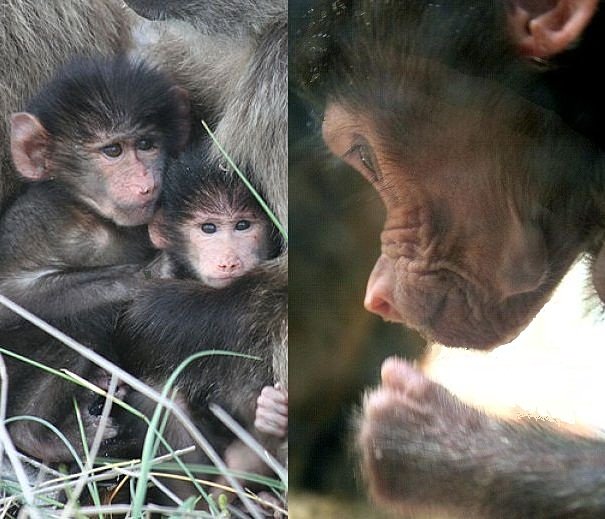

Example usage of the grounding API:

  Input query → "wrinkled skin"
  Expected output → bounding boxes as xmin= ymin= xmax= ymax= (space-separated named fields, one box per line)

xmin=322 ymin=97 xmax=596 ymax=349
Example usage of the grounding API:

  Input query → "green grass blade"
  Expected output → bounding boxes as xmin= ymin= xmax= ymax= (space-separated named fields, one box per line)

xmin=201 ymin=120 xmax=288 ymax=242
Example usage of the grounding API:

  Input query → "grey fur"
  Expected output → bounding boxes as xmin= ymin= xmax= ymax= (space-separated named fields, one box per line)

xmin=130 ymin=0 xmax=288 ymax=228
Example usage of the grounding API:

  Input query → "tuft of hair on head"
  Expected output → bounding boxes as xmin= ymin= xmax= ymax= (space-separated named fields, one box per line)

xmin=163 ymin=143 xmax=256 ymax=217
xmin=24 ymin=54 xmax=190 ymax=156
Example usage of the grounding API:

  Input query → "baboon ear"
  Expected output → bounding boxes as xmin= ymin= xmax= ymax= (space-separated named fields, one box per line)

xmin=148 ymin=209 xmax=170 ymax=249
xmin=10 ymin=112 xmax=51 ymax=181
xmin=507 ymin=0 xmax=598 ymax=58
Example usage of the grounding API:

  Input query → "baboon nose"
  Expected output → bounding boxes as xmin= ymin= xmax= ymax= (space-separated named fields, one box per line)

xmin=218 ymin=259 xmax=242 ymax=272
xmin=365 ymin=256 xmax=404 ymax=322
xmin=364 ymin=289 xmax=403 ymax=322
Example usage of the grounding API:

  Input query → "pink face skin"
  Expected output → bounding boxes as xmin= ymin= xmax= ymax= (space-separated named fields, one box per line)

xmin=185 ymin=210 xmax=270 ymax=288
xmin=322 ymin=102 xmax=583 ymax=349
xmin=85 ymin=135 xmax=163 ymax=226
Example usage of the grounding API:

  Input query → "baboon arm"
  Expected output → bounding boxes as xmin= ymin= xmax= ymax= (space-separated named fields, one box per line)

xmin=360 ymin=360 xmax=605 ymax=518
xmin=0 ymin=264 xmax=140 ymax=325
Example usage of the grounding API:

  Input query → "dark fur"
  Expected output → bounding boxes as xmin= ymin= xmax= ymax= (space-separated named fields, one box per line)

xmin=111 ymin=149 xmax=287 ymax=501
xmin=360 ymin=360 xmax=605 ymax=519
xmin=0 ymin=2 xmax=287 ymax=507
xmin=0 ymin=147 xmax=287 ymax=487
xmin=115 ymin=266 xmax=287 ymax=502
xmin=0 ymin=315 xmax=136 ymax=464
xmin=26 ymin=57 xmax=187 ymax=157
xmin=118 ymin=264 xmax=285 ymax=419
xmin=159 ymin=147 xmax=283 ymax=279
xmin=142 ymin=3 xmax=290 ymax=483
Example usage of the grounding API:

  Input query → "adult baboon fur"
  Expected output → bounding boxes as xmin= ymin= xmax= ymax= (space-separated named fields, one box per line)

xmin=128 ymin=0 xmax=288 ymax=228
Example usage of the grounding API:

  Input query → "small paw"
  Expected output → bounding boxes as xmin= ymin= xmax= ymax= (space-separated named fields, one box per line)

xmin=358 ymin=357 xmax=488 ymax=505
xmin=255 ymin=385 xmax=288 ymax=438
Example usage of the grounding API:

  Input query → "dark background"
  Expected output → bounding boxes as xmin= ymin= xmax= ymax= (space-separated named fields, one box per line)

xmin=289 ymin=0 xmax=425 ymax=503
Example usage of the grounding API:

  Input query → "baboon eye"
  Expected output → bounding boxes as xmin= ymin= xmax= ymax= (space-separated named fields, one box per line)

xmin=201 ymin=223 xmax=217 ymax=234
xmin=343 ymin=139 xmax=381 ymax=183
xmin=357 ymin=144 xmax=378 ymax=175
xmin=136 ymin=138 xmax=154 ymax=151
xmin=101 ymin=143 xmax=123 ymax=158
xmin=235 ymin=220 xmax=251 ymax=231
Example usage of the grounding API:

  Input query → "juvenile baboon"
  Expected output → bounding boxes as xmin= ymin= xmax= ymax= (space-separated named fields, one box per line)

xmin=113 ymin=147 xmax=287 ymax=502
xmin=0 ymin=55 xmax=189 ymax=328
